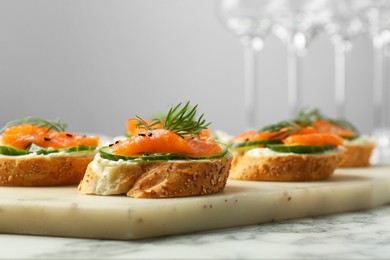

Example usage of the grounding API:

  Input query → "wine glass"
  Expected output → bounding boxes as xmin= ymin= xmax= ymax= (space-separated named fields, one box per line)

xmin=352 ymin=0 xmax=390 ymax=164
xmin=321 ymin=0 xmax=365 ymax=119
xmin=271 ymin=0 xmax=328 ymax=118
xmin=216 ymin=0 xmax=275 ymax=129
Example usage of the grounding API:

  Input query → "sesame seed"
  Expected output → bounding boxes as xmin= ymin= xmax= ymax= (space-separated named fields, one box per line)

xmin=138 ymin=133 xmax=146 ymax=137
xmin=44 ymin=137 xmax=51 ymax=141
xmin=66 ymin=133 xmax=73 ymax=137
xmin=148 ymin=132 xmax=152 ymax=137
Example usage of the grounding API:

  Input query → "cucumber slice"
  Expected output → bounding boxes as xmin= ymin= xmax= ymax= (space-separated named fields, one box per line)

xmin=0 ymin=144 xmax=97 ymax=156
xmin=28 ymin=144 xmax=97 ymax=155
xmin=99 ymin=143 xmax=229 ymax=162
xmin=266 ymin=144 xmax=336 ymax=154
xmin=0 ymin=146 xmax=30 ymax=156
xmin=62 ymin=145 xmax=97 ymax=153
xmin=231 ymin=139 xmax=282 ymax=150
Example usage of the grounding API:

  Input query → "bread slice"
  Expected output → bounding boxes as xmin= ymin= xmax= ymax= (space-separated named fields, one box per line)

xmin=78 ymin=153 xmax=232 ymax=198
xmin=338 ymin=143 xmax=375 ymax=167
xmin=229 ymin=147 xmax=346 ymax=181
xmin=0 ymin=151 xmax=96 ymax=186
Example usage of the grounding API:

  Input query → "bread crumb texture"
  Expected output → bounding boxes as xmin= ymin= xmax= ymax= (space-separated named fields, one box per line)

xmin=338 ymin=144 xmax=375 ymax=167
xmin=78 ymin=154 xmax=233 ymax=198
xmin=229 ymin=148 xmax=345 ymax=181
xmin=0 ymin=153 xmax=95 ymax=186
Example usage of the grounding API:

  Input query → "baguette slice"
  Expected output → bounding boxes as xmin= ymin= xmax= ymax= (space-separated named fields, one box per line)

xmin=0 ymin=151 xmax=96 ymax=186
xmin=78 ymin=153 xmax=232 ymax=198
xmin=229 ymin=147 xmax=346 ymax=181
xmin=339 ymin=143 xmax=375 ymax=167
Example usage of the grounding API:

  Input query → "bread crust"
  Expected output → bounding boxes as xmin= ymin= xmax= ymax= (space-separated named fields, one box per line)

xmin=78 ymin=153 xmax=232 ymax=198
xmin=0 ymin=152 xmax=96 ymax=186
xmin=229 ymin=148 xmax=345 ymax=181
xmin=339 ymin=144 xmax=375 ymax=167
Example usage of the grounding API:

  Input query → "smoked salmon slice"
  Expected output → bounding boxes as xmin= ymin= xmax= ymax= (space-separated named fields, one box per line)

xmin=1 ymin=124 xmax=99 ymax=150
xmin=234 ymin=127 xmax=318 ymax=143
xmin=110 ymin=129 xmax=221 ymax=157
xmin=283 ymin=133 xmax=343 ymax=146
xmin=313 ymin=119 xmax=355 ymax=138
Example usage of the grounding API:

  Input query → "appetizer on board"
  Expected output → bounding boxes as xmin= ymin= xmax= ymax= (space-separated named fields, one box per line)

xmin=0 ymin=117 xmax=99 ymax=186
xmin=303 ymin=109 xmax=375 ymax=167
xmin=78 ymin=102 xmax=232 ymax=198
xmin=229 ymin=116 xmax=346 ymax=181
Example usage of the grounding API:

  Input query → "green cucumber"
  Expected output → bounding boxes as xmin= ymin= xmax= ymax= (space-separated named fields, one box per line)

xmin=231 ymin=139 xmax=282 ymax=150
xmin=266 ymin=144 xmax=336 ymax=154
xmin=0 ymin=144 xmax=97 ymax=156
xmin=0 ymin=146 xmax=30 ymax=156
xmin=28 ymin=144 xmax=97 ymax=155
xmin=62 ymin=145 xmax=97 ymax=153
xmin=99 ymin=143 xmax=229 ymax=162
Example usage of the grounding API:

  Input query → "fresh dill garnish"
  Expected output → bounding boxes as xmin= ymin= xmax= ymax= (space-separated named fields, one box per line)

xmin=260 ymin=119 xmax=311 ymax=133
xmin=135 ymin=102 xmax=211 ymax=138
xmin=259 ymin=113 xmax=313 ymax=139
xmin=1 ymin=116 xmax=68 ymax=133
xmin=134 ymin=115 xmax=159 ymax=131
xmin=297 ymin=108 xmax=360 ymax=136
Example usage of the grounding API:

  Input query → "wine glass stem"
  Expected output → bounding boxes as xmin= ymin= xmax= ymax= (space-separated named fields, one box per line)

xmin=287 ymin=44 xmax=302 ymax=118
xmin=373 ymin=35 xmax=388 ymax=129
xmin=242 ymin=37 xmax=262 ymax=130
xmin=334 ymin=42 xmax=346 ymax=119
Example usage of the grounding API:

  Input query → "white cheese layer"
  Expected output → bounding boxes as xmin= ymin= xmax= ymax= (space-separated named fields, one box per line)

xmin=344 ymin=135 xmax=375 ymax=146
xmin=244 ymin=146 xmax=346 ymax=158
xmin=0 ymin=150 xmax=96 ymax=159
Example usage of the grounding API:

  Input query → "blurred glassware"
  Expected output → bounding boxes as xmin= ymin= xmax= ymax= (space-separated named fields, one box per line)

xmin=216 ymin=0 xmax=275 ymax=129
xmin=352 ymin=0 xmax=390 ymax=164
xmin=321 ymin=0 xmax=365 ymax=119
xmin=271 ymin=0 xmax=328 ymax=118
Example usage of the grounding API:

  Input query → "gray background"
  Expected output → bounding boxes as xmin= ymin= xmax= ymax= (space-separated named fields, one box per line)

xmin=0 ymin=0 xmax=378 ymax=137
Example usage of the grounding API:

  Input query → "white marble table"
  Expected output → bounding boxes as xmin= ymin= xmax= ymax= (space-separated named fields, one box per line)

xmin=1 ymin=204 xmax=390 ymax=260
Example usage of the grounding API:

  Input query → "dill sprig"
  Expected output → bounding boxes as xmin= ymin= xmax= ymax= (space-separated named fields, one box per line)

xmin=134 ymin=115 xmax=160 ymax=131
xmin=297 ymin=108 xmax=360 ymax=136
xmin=259 ymin=115 xmax=312 ymax=138
xmin=260 ymin=119 xmax=312 ymax=133
xmin=258 ymin=109 xmax=315 ymax=139
xmin=135 ymin=102 xmax=211 ymax=138
xmin=1 ymin=116 xmax=68 ymax=133
xmin=297 ymin=108 xmax=322 ymax=121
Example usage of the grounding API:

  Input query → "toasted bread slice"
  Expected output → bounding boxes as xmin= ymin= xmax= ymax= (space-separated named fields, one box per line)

xmin=0 ymin=151 xmax=96 ymax=186
xmin=339 ymin=143 xmax=375 ymax=167
xmin=229 ymin=147 xmax=345 ymax=181
xmin=78 ymin=153 xmax=232 ymax=198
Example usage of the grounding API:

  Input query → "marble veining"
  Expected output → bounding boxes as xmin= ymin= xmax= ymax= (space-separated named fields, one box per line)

xmin=1 ymin=205 xmax=390 ymax=260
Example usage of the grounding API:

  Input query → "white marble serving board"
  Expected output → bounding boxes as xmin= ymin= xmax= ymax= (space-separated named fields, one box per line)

xmin=0 ymin=166 xmax=389 ymax=240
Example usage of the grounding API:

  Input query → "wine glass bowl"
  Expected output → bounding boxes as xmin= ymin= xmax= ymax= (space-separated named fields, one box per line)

xmin=217 ymin=0 xmax=275 ymax=40
xmin=322 ymin=0 xmax=365 ymax=45
xmin=271 ymin=0 xmax=327 ymax=55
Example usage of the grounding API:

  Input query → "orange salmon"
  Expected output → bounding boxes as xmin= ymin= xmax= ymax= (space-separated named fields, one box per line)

xmin=110 ymin=129 xmax=221 ymax=157
xmin=283 ymin=133 xmax=343 ymax=146
xmin=1 ymin=124 xmax=99 ymax=150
